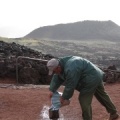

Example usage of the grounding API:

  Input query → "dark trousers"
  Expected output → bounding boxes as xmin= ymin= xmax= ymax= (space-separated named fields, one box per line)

xmin=78 ymin=83 xmax=117 ymax=120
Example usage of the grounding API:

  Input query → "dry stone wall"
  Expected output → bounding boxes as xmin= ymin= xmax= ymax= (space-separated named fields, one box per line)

xmin=0 ymin=41 xmax=54 ymax=84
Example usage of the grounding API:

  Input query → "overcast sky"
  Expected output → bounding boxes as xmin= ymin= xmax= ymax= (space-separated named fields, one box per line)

xmin=0 ymin=0 xmax=120 ymax=38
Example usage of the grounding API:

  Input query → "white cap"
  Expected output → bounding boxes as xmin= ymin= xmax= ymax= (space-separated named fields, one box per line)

xmin=47 ymin=58 xmax=59 ymax=75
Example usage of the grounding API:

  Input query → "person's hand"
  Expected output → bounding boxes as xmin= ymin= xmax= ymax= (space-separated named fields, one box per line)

xmin=49 ymin=91 xmax=53 ymax=99
xmin=60 ymin=97 xmax=70 ymax=107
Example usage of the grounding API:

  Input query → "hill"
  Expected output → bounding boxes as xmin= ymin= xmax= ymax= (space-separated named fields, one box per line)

xmin=24 ymin=20 xmax=120 ymax=41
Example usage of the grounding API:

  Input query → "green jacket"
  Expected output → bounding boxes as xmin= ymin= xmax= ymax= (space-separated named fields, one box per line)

xmin=49 ymin=56 xmax=104 ymax=100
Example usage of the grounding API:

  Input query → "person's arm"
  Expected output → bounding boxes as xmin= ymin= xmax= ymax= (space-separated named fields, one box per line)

xmin=49 ymin=74 xmax=64 ymax=93
xmin=62 ymin=69 xmax=81 ymax=100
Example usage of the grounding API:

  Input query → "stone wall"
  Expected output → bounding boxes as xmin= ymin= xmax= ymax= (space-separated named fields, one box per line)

xmin=0 ymin=41 xmax=54 ymax=84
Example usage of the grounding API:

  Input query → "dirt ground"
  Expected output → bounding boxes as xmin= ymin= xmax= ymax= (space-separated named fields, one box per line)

xmin=0 ymin=78 xmax=120 ymax=120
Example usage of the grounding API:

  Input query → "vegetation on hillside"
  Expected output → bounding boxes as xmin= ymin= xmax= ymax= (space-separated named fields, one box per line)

xmin=1 ymin=38 xmax=120 ymax=69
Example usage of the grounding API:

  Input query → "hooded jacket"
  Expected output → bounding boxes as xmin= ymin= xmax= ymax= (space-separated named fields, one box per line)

xmin=49 ymin=56 xmax=104 ymax=100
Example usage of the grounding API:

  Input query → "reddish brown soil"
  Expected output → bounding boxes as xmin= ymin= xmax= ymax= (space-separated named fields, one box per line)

xmin=0 ymin=78 xmax=120 ymax=120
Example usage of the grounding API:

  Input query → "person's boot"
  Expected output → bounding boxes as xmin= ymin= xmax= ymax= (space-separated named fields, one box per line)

xmin=109 ymin=112 xmax=119 ymax=120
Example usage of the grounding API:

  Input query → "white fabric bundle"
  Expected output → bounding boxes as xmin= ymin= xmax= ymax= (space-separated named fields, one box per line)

xmin=50 ymin=91 xmax=62 ymax=110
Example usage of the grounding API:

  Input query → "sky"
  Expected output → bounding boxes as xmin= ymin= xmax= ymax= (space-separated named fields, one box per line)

xmin=0 ymin=0 xmax=120 ymax=38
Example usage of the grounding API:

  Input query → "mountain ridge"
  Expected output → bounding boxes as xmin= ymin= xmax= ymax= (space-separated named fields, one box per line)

xmin=24 ymin=20 xmax=120 ymax=41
